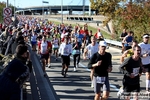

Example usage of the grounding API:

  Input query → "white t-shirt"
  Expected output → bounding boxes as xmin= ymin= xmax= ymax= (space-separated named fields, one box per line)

xmin=59 ymin=43 xmax=72 ymax=56
xmin=41 ymin=41 xmax=48 ymax=54
xmin=97 ymin=32 xmax=102 ymax=37
xmin=52 ymin=39 xmax=59 ymax=48
xmin=86 ymin=43 xmax=99 ymax=58
xmin=139 ymin=42 xmax=150 ymax=65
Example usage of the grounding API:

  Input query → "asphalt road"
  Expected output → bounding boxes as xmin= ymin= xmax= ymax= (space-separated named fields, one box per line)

xmin=44 ymin=47 xmax=149 ymax=100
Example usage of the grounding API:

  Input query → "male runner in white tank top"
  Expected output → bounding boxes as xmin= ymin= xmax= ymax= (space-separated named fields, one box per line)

xmin=139 ymin=34 xmax=150 ymax=92
xmin=83 ymin=37 xmax=99 ymax=88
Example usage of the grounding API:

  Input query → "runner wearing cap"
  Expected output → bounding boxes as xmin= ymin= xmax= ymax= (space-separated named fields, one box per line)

xmin=88 ymin=41 xmax=112 ymax=100
xmin=139 ymin=34 xmax=150 ymax=92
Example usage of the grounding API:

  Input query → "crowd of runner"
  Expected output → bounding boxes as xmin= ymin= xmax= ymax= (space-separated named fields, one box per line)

xmin=0 ymin=15 xmax=149 ymax=100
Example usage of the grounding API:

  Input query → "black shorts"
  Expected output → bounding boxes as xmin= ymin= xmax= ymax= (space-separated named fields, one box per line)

xmin=40 ymin=54 xmax=49 ymax=60
xmin=143 ymin=64 xmax=150 ymax=72
xmin=61 ymin=55 xmax=70 ymax=66
xmin=124 ymin=46 xmax=132 ymax=51
xmin=123 ymin=75 xmax=140 ymax=96
xmin=123 ymin=83 xmax=140 ymax=96
xmin=49 ymin=49 xmax=52 ymax=53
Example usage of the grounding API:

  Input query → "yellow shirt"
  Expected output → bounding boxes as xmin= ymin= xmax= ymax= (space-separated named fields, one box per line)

xmin=126 ymin=49 xmax=134 ymax=57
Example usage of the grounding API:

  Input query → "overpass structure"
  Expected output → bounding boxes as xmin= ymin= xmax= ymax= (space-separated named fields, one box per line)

xmin=16 ymin=5 xmax=96 ymax=15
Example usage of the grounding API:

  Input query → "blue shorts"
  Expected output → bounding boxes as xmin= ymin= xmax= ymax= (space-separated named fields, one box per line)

xmin=31 ymin=41 xmax=37 ymax=46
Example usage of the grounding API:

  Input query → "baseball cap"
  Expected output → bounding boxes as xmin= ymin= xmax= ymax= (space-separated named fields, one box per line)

xmin=99 ymin=41 xmax=107 ymax=47
xmin=143 ymin=34 xmax=150 ymax=38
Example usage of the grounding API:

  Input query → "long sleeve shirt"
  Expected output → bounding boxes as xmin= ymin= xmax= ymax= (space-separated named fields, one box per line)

xmin=59 ymin=43 xmax=72 ymax=56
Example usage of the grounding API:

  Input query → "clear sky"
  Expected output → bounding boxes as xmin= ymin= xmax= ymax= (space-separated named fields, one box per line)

xmin=0 ymin=0 xmax=90 ymax=8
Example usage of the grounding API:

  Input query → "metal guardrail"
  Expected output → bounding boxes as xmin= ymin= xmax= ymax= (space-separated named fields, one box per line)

xmin=25 ymin=43 xmax=60 ymax=100
xmin=105 ymin=39 xmax=122 ymax=48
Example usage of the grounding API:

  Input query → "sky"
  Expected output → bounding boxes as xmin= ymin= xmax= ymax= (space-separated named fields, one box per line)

xmin=0 ymin=0 xmax=90 ymax=8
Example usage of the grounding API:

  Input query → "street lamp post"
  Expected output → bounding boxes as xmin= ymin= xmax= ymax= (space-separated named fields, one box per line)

xmin=42 ymin=1 xmax=49 ymax=18
xmin=83 ymin=0 xmax=85 ymax=16
xmin=61 ymin=0 xmax=63 ymax=24
xmin=6 ymin=0 xmax=8 ymax=7
xmin=14 ymin=0 xmax=15 ymax=17
xmin=89 ymin=0 xmax=91 ymax=16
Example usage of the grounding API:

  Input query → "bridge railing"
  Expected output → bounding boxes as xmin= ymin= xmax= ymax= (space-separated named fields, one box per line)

xmin=24 ymin=44 xmax=60 ymax=100
xmin=104 ymin=39 xmax=122 ymax=48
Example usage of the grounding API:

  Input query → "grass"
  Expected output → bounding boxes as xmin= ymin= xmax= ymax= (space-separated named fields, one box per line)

xmin=49 ymin=20 xmax=111 ymax=39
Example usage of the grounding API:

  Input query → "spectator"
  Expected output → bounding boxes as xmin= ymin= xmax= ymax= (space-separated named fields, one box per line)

xmin=0 ymin=44 xmax=30 ymax=100
xmin=120 ymin=29 xmax=127 ymax=53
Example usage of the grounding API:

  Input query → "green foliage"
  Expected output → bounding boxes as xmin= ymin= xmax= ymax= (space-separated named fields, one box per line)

xmin=91 ymin=0 xmax=150 ymax=42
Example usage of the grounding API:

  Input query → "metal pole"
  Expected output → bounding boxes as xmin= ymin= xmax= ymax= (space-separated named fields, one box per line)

xmin=42 ymin=1 xmax=44 ymax=17
xmin=49 ymin=6 xmax=51 ymax=15
xmin=83 ymin=0 xmax=85 ymax=16
xmin=89 ymin=0 xmax=91 ymax=16
xmin=6 ymin=0 xmax=8 ymax=7
xmin=61 ymin=0 xmax=63 ymax=24
xmin=14 ymin=0 xmax=15 ymax=17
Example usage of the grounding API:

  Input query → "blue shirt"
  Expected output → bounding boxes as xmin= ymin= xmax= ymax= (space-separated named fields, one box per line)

xmin=124 ymin=36 xmax=133 ymax=46
xmin=74 ymin=33 xmax=84 ymax=44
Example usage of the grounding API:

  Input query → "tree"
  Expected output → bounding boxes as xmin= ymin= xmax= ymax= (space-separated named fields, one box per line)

xmin=91 ymin=0 xmax=150 ymax=42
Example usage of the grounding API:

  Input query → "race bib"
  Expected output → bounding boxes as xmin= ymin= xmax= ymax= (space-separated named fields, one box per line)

xmin=63 ymin=47 xmax=69 ymax=55
xmin=96 ymin=77 xmax=106 ymax=84
xmin=128 ymin=42 xmax=132 ymax=46
xmin=133 ymin=67 xmax=140 ymax=76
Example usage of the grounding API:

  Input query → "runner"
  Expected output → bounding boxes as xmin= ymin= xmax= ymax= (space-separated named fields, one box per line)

xmin=72 ymin=37 xmax=82 ymax=71
xmin=94 ymin=29 xmax=104 ymax=43
xmin=38 ymin=35 xmax=51 ymax=76
xmin=31 ymin=30 xmax=37 ymax=51
xmin=122 ymin=31 xmax=133 ymax=51
xmin=139 ymin=34 xmax=150 ymax=92
xmin=46 ymin=32 xmax=52 ymax=68
xmin=52 ymin=35 xmax=59 ymax=61
xmin=86 ymin=30 xmax=93 ymax=45
xmin=88 ymin=41 xmax=112 ymax=100
xmin=83 ymin=37 xmax=99 ymax=88
xmin=120 ymin=40 xmax=138 ymax=63
xmin=119 ymin=45 xmax=144 ymax=100
xmin=58 ymin=37 xmax=72 ymax=78
xmin=120 ymin=29 xmax=127 ymax=53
